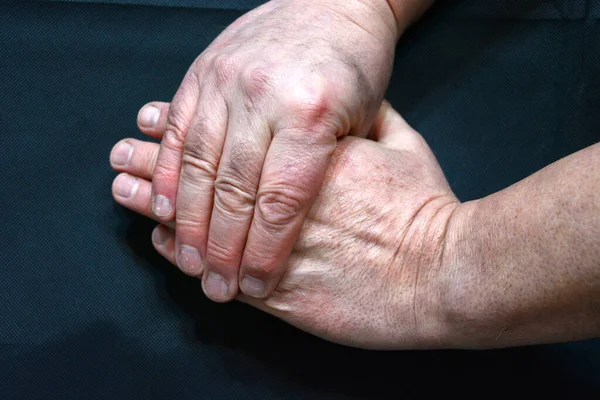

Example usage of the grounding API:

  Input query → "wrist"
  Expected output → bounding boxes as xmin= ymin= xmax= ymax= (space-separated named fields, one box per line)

xmin=436 ymin=199 xmax=485 ymax=348
xmin=383 ymin=0 xmax=435 ymax=37
xmin=388 ymin=194 xmax=462 ymax=348
xmin=340 ymin=0 xmax=433 ymax=39
xmin=324 ymin=0 xmax=401 ymax=41
xmin=437 ymin=197 xmax=534 ymax=349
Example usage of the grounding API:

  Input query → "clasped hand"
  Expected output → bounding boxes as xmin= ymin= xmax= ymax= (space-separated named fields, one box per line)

xmin=111 ymin=100 xmax=459 ymax=349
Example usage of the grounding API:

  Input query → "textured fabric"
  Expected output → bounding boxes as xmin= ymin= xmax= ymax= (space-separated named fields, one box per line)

xmin=1 ymin=0 xmax=599 ymax=398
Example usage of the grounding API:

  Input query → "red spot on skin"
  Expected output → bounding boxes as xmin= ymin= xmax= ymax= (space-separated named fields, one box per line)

xmin=280 ymin=77 xmax=345 ymax=140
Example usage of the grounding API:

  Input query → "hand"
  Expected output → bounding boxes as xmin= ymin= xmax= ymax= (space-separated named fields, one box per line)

xmin=112 ymin=101 xmax=459 ymax=349
xmin=145 ymin=0 xmax=402 ymax=302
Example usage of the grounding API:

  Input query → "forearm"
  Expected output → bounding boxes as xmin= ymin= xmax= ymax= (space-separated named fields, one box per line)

xmin=443 ymin=143 xmax=600 ymax=348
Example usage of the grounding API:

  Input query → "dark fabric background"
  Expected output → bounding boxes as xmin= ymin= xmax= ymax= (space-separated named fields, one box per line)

xmin=1 ymin=0 xmax=599 ymax=398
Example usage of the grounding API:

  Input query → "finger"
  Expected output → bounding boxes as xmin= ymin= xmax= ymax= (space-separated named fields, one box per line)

xmin=151 ymin=65 xmax=202 ymax=222
xmin=152 ymin=225 xmax=177 ymax=265
xmin=369 ymin=100 xmax=428 ymax=153
xmin=369 ymin=101 xmax=448 ymax=189
xmin=112 ymin=173 xmax=175 ymax=230
xmin=239 ymin=121 xmax=338 ymax=299
xmin=173 ymin=92 xmax=229 ymax=279
xmin=137 ymin=102 xmax=170 ymax=139
xmin=201 ymin=112 xmax=271 ymax=302
xmin=110 ymin=138 xmax=160 ymax=180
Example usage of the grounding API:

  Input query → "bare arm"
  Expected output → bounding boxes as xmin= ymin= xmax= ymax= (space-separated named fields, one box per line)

xmin=443 ymin=143 xmax=600 ymax=348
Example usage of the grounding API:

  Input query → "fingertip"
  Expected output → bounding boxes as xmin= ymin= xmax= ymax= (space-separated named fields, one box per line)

xmin=152 ymin=225 xmax=177 ymax=264
xmin=174 ymin=238 xmax=205 ymax=277
xmin=112 ymin=173 xmax=140 ymax=201
xmin=239 ymin=274 xmax=268 ymax=299
xmin=137 ymin=102 xmax=170 ymax=138
xmin=152 ymin=224 xmax=170 ymax=246
xmin=138 ymin=104 xmax=160 ymax=128
xmin=239 ymin=253 xmax=285 ymax=299
xmin=151 ymin=194 xmax=174 ymax=221
xmin=110 ymin=139 xmax=134 ymax=169
xmin=202 ymin=269 xmax=238 ymax=303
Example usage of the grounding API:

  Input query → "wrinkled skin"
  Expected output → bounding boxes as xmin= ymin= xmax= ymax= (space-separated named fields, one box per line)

xmin=146 ymin=0 xmax=400 ymax=302
xmin=112 ymin=101 xmax=459 ymax=349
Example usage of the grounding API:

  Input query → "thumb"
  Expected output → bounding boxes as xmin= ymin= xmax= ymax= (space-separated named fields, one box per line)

xmin=369 ymin=100 xmax=428 ymax=153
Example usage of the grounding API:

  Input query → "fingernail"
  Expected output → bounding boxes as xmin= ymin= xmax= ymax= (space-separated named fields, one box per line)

xmin=111 ymin=141 xmax=133 ymax=167
xmin=204 ymin=272 xmax=229 ymax=300
xmin=138 ymin=105 xmax=160 ymax=128
xmin=114 ymin=174 xmax=138 ymax=199
xmin=152 ymin=226 xmax=169 ymax=246
xmin=178 ymin=245 xmax=202 ymax=274
xmin=240 ymin=276 xmax=266 ymax=298
xmin=152 ymin=195 xmax=172 ymax=218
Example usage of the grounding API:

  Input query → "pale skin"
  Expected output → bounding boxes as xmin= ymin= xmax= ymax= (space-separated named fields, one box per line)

xmin=111 ymin=101 xmax=600 ymax=349
xmin=142 ymin=0 xmax=434 ymax=302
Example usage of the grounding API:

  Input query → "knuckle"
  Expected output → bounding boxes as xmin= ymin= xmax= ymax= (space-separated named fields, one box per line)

xmin=206 ymin=239 xmax=239 ymax=269
xmin=256 ymin=188 xmax=305 ymax=228
xmin=164 ymin=109 xmax=189 ymax=144
xmin=181 ymin=151 xmax=218 ymax=182
xmin=288 ymin=83 xmax=331 ymax=122
xmin=185 ymin=115 xmax=222 ymax=152
xmin=162 ymin=130 xmax=184 ymax=154
xmin=241 ymin=63 xmax=275 ymax=105
xmin=226 ymin=140 xmax=262 ymax=182
xmin=191 ymin=55 xmax=209 ymax=78
xmin=175 ymin=204 xmax=206 ymax=227
xmin=152 ymin=156 xmax=180 ymax=182
xmin=282 ymin=85 xmax=341 ymax=142
xmin=213 ymin=175 xmax=256 ymax=217
xmin=174 ymin=218 xmax=206 ymax=232
xmin=212 ymin=53 xmax=237 ymax=86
